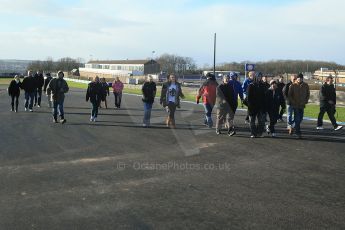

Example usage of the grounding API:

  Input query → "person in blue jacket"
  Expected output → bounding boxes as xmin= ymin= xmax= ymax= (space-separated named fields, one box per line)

xmin=228 ymin=72 xmax=243 ymax=114
xmin=242 ymin=71 xmax=254 ymax=123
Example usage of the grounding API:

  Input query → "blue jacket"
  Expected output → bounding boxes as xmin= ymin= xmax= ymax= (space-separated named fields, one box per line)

xmin=229 ymin=80 xmax=243 ymax=104
xmin=242 ymin=78 xmax=253 ymax=97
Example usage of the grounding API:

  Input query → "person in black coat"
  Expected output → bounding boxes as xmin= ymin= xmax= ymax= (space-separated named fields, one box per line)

xmin=86 ymin=76 xmax=105 ymax=122
xmin=142 ymin=75 xmax=157 ymax=127
xmin=43 ymin=73 xmax=53 ymax=107
xmin=276 ymin=76 xmax=286 ymax=121
xmin=7 ymin=75 xmax=22 ymax=112
xmin=34 ymin=70 xmax=44 ymax=107
xmin=265 ymin=80 xmax=285 ymax=137
xmin=316 ymin=76 xmax=343 ymax=131
xmin=22 ymin=70 xmax=36 ymax=112
xmin=100 ymin=77 xmax=110 ymax=109
xmin=247 ymin=72 xmax=266 ymax=138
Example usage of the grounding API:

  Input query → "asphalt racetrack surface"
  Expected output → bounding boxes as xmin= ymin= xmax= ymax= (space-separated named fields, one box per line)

xmin=0 ymin=87 xmax=344 ymax=230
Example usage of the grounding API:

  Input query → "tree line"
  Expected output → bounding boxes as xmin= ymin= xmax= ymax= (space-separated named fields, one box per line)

xmin=27 ymin=57 xmax=84 ymax=72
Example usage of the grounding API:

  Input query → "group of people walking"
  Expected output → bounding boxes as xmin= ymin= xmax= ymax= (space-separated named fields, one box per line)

xmin=7 ymin=70 xmax=343 ymax=137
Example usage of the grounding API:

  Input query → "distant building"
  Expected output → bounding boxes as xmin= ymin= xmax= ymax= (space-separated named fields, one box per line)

xmin=314 ymin=68 xmax=345 ymax=84
xmin=79 ymin=60 xmax=160 ymax=80
xmin=0 ymin=59 xmax=31 ymax=76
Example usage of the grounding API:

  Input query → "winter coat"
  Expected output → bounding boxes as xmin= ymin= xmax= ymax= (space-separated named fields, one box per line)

xmin=228 ymin=79 xmax=243 ymax=105
xmin=43 ymin=76 xmax=53 ymax=92
xmin=247 ymin=82 xmax=266 ymax=115
xmin=160 ymin=81 xmax=184 ymax=107
xmin=282 ymin=81 xmax=293 ymax=105
xmin=22 ymin=76 xmax=36 ymax=93
xmin=242 ymin=78 xmax=253 ymax=97
xmin=101 ymin=82 xmax=110 ymax=97
xmin=196 ymin=79 xmax=218 ymax=105
xmin=47 ymin=78 xmax=69 ymax=102
xmin=142 ymin=81 xmax=157 ymax=103
xmin=112 ymin=80 xmax=124 ymax=93
xmin=86 ymin=82 xmax=105 ymax=103
xmin=8 ymin=80 xmax=22 ymax=96
xmin=319 ymin=83 xmax=336 ymax=108
xmin=34 ymin=73 xmax=44 ymax=89
xmin=265 ymin=89 xmax=285 ymax=114
xmin=288 ymin=82 xmax=310 ymax=109
xmin=216 ymin=83 xmax=236 ymax=112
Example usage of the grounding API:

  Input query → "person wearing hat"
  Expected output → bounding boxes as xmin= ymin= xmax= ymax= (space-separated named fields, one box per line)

xmin=196 ymin=72 xmax=218 ymax=128
xmin=316 ymin=75 xmax=343 ymax=131
xmin=7 ymin=75 xmax=22 ymax=112
xmin=264 ymin=80 xmax=285 ymax=137
xmin=215 ymin=75 xmax=236 ymax=136
xmin=288 ymin=73 xmax=310 ymax=138
xmin=228 ymin=72 xmax=243 ymax=114
xmin=43 ymin=73 xmax=53 ymax=108
xmin=46 ymin=71 xmax=69 ymax=124
xmin=247 ymin=72 xmax=266 ymax=138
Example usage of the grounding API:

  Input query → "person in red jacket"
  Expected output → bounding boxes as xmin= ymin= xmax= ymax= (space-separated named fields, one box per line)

xmin=196 ymin=73 xmax=218 ymax=128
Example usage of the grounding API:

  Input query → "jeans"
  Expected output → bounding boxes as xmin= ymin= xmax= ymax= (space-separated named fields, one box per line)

xmin=91 ymin=100 xmax=100 ymax=118
xmin=24 ymin=92 xmax=35 ymax=109
xmin=34 ymin=88 xmax=42 ymax=106
xmin=114 ymin=92 xmax=122 ymax=108
xmin=203 ymin=103 xmax=214 ymax=127
xmin=53 ymin=98 xmax=65 ymax=120
xmin=287 ymin=105 xmax=294 ymax=128
xmin=249 ymin=111 xmax=265 ymax=136
xmin=11 ymin=95 xmax=19 ymax=110
xmin=143 ymin=102 xmax=153 ymax=125
xmin=317 ymin=105 xmax=337 ymax=128
xmin=292 ymin=108 xmax=304 ymax=135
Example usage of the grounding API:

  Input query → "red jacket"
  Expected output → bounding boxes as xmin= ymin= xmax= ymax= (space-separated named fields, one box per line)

xmin=196 ymin=79 xmax=218 ymax=105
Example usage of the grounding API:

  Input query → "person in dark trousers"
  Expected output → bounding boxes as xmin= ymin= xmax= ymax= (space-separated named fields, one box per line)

xmin=112 ymin=77 xmax=124 ymax=108
xmin=196 ymin=72 xmax=218 ymax=128
xmin=22 ymin=70 xmax=36 ymax=112
xmin=247 ymin=72 xmax=266 ymax=138
xmin=34 ymin=70 xmax=44 ymax=107
xmin=43 ymin=73 xmax=53 ymax=108
xmin=7 ymin=75 xmax=22 ymax=112
xmin=264 ymin=80 xmax=285 ymax=137
xmin=47 ymin=71 xmax=69 ymax=124
xmin=288 ymin=73 xmax=310 ymax=138
xmin=142 ymin=75 xmax=157 ymax=127
xmin=242 ymin=71 xmax=255 ymax=123
xmin=283 ymin=74 xmax=297 ymax=134
xmin=228 ymin=72 xmax=243 ymax=114
xmin=277 ymin=76 xmax=286 ymax=122
xmin=316 ymin=75 xmax=343 ymax=131
xmin=100 ymin=77 xmax=109 ymax=109
xmin=86 ymin=76 xmax=105 ymax=122
xmin=215 ymin=75 xmax=236 ymax=136
xmin=160 ymin=74 xmax=184 ymax=128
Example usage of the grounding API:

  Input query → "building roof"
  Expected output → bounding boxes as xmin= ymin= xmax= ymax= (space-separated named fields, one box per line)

xmin=88 ymin=60 xmax=156 ymax=65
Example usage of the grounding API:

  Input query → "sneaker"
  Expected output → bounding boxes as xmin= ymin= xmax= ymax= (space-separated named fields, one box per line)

xmin=266 ymin=124 xmax=270 ymax=134
xmin=10 ymin=108 xmax=14 ymax=112
xmin=271 ymin=133 xmax=276 ymax=137
xmin=334 ymin=125 xmax=343 ymax=131
xmin=93 ymin=117 xmax=97 ymax=122
xmin=25 ymin=107 xmax=28 ymax=111
xmin=216 ymin=130 xmax=221 ymax=135
xmin=90 ymin=116 xmax=94 ymax=122
xmin=60 ymin=119 xmax=66 ymax=124
xmin=250 ymin=135 xmax=256 ymax=138
xmin=228 ymin=130 xmax=236 ymax=136
xmin=29 ymin=109 xmax=33 ymax=112
xmin=53 ymin=119 xmax=58 ymax=123
xmin=37 ymin=105 xmax=41 ymax=108
xmin=316 ymin=126 xmax=324 ymax=130
xmin=245 ymin=119 xmax=249 ymax=124
xmin=15 ymin=110 xmax=18 ymax=113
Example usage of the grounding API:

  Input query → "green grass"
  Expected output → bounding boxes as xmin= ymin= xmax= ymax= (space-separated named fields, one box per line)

xmin=0 ymin=78 xmax=12 ymax=85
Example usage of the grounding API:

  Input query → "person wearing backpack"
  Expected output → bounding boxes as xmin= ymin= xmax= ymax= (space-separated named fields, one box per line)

xmin=86 ymin=76 xmax=105 ymax=122
xmin=47 ymin=71 xmax=69 ymax=124
xmin=7 ymin=75 xmax=22 ymax=112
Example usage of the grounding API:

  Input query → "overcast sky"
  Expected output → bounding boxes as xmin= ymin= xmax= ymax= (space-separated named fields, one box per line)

xmin=0 ymin=0 xmax=344 ymax=66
